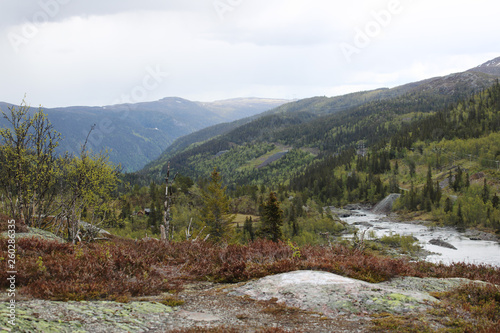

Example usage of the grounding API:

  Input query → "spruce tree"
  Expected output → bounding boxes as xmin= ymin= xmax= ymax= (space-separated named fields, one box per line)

xmin=148 ymin=182 xmax=158 ymax=232
xmin=424 ymin=165 xmax=434 ymax=203
xmin=259 ymin=192 xmax=284 ymax=242
xmin=409 ymin=182 xmax=417 ymax=211
xmin=453 ymin=167 xmax=463 ymax=191
xmin=289 ymin=206 xmax=299 ymax=237
xmin=492 ymin=193 xmax=499 ymax=209
xmin=409 ymin=161 xmax=416 ymax=178
xmin=198 ymin=168 xmax=235 ymax=243
xmin=243 ymin=216 xmax=254 ymax=242
xmin=119 ymin=200 xmax=131 ymax=220
xmin=444 ymin=197 xmax=453 ymax=213
xmin=482 ymin=178 xmax=490 ymax=204
xmin=434 ymin=180 xmax=442 ymax=207
xmin=456 ymin=203 xmax=465 ymax=231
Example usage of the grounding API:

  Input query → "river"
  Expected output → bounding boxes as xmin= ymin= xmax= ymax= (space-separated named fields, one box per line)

xmin=340 ymin=211 xmax=500 ymax=267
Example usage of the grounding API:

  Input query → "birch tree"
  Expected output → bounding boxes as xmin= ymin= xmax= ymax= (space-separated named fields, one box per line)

xmin=0 ymin=100 xmax=60 ymax=227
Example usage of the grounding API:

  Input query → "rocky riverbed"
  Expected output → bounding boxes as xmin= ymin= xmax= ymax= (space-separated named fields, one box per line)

xmin=340 ymin=210 xmax=500 ymax=267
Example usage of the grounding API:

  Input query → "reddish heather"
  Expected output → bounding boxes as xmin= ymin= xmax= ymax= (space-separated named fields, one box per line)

xmin=1 ymin=237 xmax=499 ymax=301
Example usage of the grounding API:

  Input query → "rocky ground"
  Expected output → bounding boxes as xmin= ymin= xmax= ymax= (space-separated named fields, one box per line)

xmin=0 ymin=271 xmax=481 ymax=332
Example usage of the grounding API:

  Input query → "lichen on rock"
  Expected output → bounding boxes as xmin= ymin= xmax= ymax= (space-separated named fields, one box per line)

xmin=230 ymin=270 xmax=477 ymax=318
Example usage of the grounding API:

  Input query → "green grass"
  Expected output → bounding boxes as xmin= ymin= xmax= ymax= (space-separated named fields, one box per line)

xmin=236 ymin=144 xmax=290 ymax=171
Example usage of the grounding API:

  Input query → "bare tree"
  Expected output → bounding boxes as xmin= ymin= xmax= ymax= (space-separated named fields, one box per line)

xmin=162 ymin=162 xmax=177 ymax=242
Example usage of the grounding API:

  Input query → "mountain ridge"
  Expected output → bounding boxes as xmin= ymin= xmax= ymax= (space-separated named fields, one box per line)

xmin=140 ymin=56 xmax=500 ymax=183
xmin=0 ymin=97 xmax=288 ymax=172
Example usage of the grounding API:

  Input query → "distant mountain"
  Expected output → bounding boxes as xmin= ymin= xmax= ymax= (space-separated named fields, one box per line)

xmin=197 ymin=98 xmax=289 ymax=121
xmin=0 ymin=97 xmax=286 ymax=172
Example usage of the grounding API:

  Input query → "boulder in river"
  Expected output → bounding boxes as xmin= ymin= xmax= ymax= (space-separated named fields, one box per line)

xmin=429 ymin=238 xmax=457 ymax=250
xmin=372 ymin=194 xmax=401 ymax=215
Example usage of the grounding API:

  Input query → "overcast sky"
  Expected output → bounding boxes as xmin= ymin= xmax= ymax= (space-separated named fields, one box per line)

xmin=0 ymin=0 xmax=498 ymax=107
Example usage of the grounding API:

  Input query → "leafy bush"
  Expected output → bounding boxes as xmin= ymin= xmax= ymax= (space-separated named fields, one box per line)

xmin=379 ymin=233 xmax=421 ymax=255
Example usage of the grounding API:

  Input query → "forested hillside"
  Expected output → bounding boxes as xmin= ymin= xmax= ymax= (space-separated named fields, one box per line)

xmin=291 ymin=80 xmax=500 ymax=233
xmin=140 ymin=65 xmax=500 ymax=185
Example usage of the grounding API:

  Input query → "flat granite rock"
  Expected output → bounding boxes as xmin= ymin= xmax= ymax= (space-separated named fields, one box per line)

xmin=230 ymin=270 xmax=475 ymax=317
xmin=0 ymin=300 xmax=174 ymax=333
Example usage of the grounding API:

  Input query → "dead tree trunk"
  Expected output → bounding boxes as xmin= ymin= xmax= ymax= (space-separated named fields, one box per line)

xmin=162 ymin=162 xmax=177 ymax=243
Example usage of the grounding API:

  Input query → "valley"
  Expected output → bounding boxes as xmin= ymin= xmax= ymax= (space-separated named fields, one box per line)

xmin=1 ymin=56 xmax=500 ymax=332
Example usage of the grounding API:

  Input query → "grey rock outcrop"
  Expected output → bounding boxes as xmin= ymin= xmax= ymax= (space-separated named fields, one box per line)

xmin=230 ymin=270 xmax=475 ymax=318
xmin=371 ymin=194 xmax=401 ymax=215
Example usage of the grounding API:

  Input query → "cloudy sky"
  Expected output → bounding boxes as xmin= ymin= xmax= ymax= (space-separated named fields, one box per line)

xmin=0 ymin=0 xmax=498 ymax=107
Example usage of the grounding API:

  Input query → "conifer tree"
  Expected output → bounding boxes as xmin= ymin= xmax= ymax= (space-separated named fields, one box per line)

xmin=288 ymin=205 xmax=299 ymax=237
xmin=409 ymin=182 xmax=417 ymax=211
xmin=243 ymin=216 xmax=254 ymax=242
xmin=482 ymin=178 xmax=490 ymax=204
xmin=259 ymin=192 xmax=284 ymax=242
xmin=444 ymin=197 xmax=453 ymax=213
xmin=148 ymin=182 xmax=158 ymax=232
xmin=453 ymin=167 xmax=463 ymax=191
xmin=119 ymin=200 xmax=131 ymax=220
xmin=434 ymin=180 xmax=442 ymax=207
xmin=492 ymin=193 xmax=499 ymax=209
xmin=409 ymin=161 xmax=416 ymax=178
xmin=456 ymin=203 xmax=465 ymax=231
xmin=198 ymin=168 xmax=235 ymax=243
xmin=424 ymin=165 xmax=434 ymax=203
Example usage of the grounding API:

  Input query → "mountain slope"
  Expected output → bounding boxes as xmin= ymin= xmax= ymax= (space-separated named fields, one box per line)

xmin=141 ymin=56 xmax=500 ymax=184
xmin=289 ymin=81 xmax=500 ymax=237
